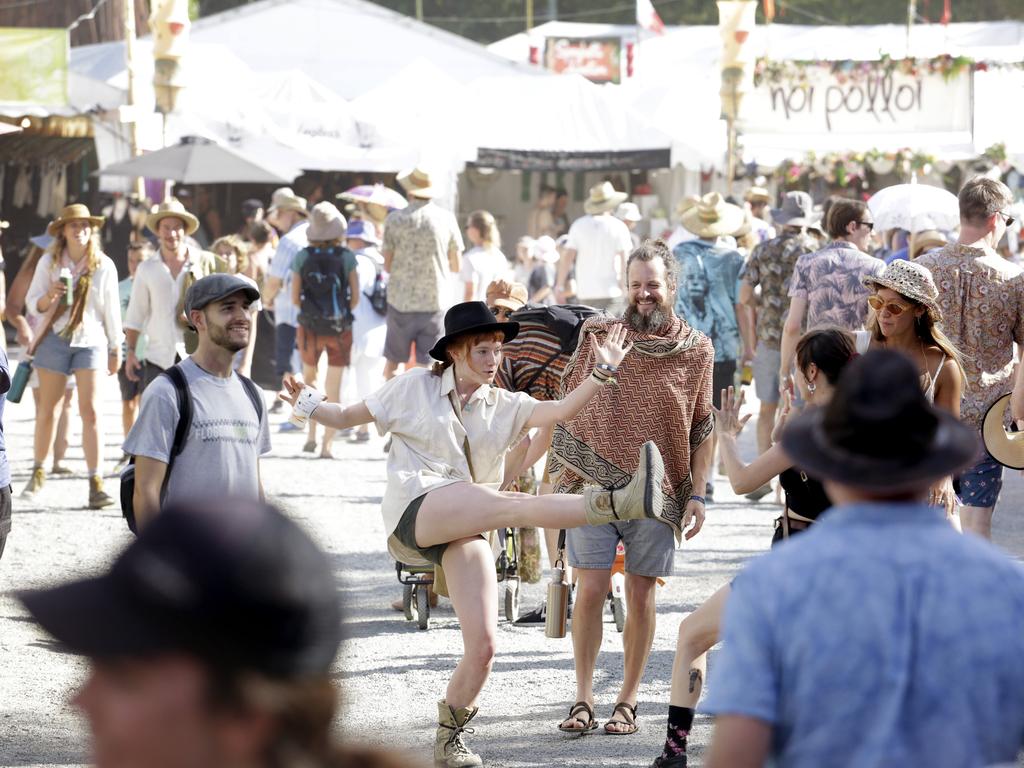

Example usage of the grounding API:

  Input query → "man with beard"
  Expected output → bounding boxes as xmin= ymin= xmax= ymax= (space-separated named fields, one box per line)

xmin=553 ymin=240 xmax=714 ymax=737
xmin=124 ymin=275 xmax=271 ymax=528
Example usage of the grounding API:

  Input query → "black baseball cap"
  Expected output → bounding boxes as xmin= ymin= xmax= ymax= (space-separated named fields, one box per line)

xmin=19 ymin=499 xmax=342 ymax=679
xmin=185 ymin=273 xmax=260 ymax=317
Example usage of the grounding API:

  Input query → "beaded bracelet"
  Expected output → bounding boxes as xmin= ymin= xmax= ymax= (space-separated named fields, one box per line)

xmin=689 ymin=494 xmax=706 ymax=505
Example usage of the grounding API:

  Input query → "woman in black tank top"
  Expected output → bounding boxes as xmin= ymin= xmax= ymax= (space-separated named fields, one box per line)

xmin=651 ymin=327 xmax=858 ymax=768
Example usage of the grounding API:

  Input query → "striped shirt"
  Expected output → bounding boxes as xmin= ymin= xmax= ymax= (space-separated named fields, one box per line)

xmin=496 ymin=321 xmax=568 ymax=402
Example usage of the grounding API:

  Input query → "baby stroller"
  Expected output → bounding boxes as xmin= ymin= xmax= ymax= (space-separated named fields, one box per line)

xmin=395 ymin=527 xmax=521 ymax=630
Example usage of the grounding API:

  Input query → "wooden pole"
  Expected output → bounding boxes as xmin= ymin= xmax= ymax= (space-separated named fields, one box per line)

xmin=526 ymin=0 xmax=534 ymax=31
xmin=415 ymin=0 xmax=423 ymax=22
xmin=123 ymin=0 xmax=144 ymax=199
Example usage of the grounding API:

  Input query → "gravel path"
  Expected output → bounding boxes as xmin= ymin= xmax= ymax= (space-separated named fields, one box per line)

xmin=3 ymin=379 xmax=1023 ymax=767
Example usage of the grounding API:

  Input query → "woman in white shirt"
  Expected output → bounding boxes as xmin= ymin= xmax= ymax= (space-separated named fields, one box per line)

xmin=281 ymin=301 xmax=671 ymax=768
xmin=460 ymin=210 xmax=510 ymax=302
xmin=23 ymin=204 xmax=122 ymax=509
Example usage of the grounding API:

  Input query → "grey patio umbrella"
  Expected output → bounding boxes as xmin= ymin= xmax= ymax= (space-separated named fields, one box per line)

xmin=97 ymin=135 xmax=294 ymax=184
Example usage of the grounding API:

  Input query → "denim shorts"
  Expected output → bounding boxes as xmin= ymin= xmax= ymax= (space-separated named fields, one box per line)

xmin=957 ymin=446 xmax=1004 ymax=509
xmin=567 ymin=518 xmax=675 ymax=578
xmin=33 ymin=331 xmax=104 ymax=376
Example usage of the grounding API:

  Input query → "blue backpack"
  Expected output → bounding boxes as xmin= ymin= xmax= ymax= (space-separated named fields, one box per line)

xmin=298 ymin=245 xmax=354 ymax=335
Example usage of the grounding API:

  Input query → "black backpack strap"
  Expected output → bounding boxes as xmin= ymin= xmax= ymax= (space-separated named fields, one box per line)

xmin=236 ymin=373 xmax=265 ymax=423
xmin=160 ymin=365 xmax=193 ymax=500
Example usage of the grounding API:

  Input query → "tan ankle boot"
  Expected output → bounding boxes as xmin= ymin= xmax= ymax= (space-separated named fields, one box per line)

xmin=434 ymin=699 xmax=483 ymax=767
xmin=584 ymin=441 xmax=672 ymax=531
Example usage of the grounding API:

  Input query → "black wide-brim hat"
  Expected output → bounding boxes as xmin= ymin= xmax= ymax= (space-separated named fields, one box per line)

xmin=781 ymin=350 xmax=979 ymax=493
xmin=429 ymin=301 xmax=519 ymax=361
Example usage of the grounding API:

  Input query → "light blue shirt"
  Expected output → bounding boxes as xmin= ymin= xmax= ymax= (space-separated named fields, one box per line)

xmin=703 ymin=502 xmax=1024 ymax=767
xmin=672 ymin=239 xmax=744 ymax=362
xmin=268 ymin=220 xmax=308 ymax=327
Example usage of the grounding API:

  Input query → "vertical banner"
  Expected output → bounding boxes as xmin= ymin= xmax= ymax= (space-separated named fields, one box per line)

xmin=0 ymin=28 xmax=69 ymax=105
xmin=716 ymin=1 xmax=758 ymax=120
xmin=149 ymin=0 xmax=191 ymax=114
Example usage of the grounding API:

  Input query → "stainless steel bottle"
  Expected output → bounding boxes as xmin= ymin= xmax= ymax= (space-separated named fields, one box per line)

xmin=544 ymin=564 xmax=569 ymax=639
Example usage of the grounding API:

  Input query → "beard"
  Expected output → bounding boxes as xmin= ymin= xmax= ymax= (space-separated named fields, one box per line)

xmin=207 ymin=321 xmax=249 ymax=353
xmin=624 ymin=302 xmax=670 ymax=334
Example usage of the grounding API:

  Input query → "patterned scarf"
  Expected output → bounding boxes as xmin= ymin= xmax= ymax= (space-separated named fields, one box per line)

xmin=57 ymin=249 xmax=98 ymax=340
xmin=549 ymin=315 xmax=715 ymax=542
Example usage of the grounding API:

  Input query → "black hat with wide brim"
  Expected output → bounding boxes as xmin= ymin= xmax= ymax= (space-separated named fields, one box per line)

xmin=780 ymin=350 xmax=979 ymax=493
xmin=429 ymin=301 xmax=519 ymax=361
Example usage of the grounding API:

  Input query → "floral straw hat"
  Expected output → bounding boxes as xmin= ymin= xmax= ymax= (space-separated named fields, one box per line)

xmin=862 ymin=259 xmax=942 ymax=321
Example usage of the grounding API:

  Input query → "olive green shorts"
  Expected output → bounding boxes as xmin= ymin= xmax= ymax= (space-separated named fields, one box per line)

xmin=393 ymin=494 xmax=449 ymax=567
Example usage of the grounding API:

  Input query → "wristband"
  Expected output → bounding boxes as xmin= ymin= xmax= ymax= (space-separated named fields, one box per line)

xmin=596 ymin=363 xmax=618 ymax=374
xmin=689 ymin=494 xmax=706 ymax=506
xmin=289 ymin=386 xmax=327 ymax=427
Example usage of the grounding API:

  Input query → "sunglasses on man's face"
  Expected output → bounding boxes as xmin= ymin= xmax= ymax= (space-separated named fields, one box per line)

xmin=999 ymin=212 xmax=1016 ymax=227
xmin=867 ymin=294 xmax=912 ymax=316
xmin=858 ymin=221 xmax=875 ymax=231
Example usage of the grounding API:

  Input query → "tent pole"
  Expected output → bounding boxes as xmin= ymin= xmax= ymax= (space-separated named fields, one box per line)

xmin=124 ymin=0 xmax=144 ymax=199
xmin=415 ymin=0 xmax=423 ymax=21
xmin=526 ymin=0 xmax=534 ymax=31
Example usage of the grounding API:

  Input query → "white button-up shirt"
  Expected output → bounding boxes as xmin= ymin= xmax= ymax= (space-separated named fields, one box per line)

xmin=26 ymin=250 xmax=123 ymax=351
xmin=365 ymin=366 xmax=538 ymax=539
xmin=124 ymin=250 xmax=195 ymax=370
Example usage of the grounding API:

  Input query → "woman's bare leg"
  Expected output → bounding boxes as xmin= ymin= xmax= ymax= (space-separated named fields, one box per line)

xmin=74 ymin=369 xmax=102 ymax=473
xmin=668 ymin=584 xmax=729 ymax=707
xmin=441 ymin=537 xmax=498 ymax=709
xmin=320 ymin=364 xmax=343 ymax=454
xmin=416 ymin=483 xmax=589 ymax=548
xmin=34 ymin=370 xmax=69 ymax=466
xmin=54 ymin=388 xmax=73 ymax=463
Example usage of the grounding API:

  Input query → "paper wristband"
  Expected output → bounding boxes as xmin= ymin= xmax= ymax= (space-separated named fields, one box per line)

xmin=293 ymin=386 xmax=327 ymax=419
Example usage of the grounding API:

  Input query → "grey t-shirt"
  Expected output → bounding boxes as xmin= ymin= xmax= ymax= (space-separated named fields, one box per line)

xmin=123 ymin=357 xmax=272 ymax=505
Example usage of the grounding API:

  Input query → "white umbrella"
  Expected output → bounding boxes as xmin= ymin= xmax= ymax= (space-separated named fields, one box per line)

xmin=97 ymin=135 xmax=294 ymax=184
xmin=867 ymin=183 xmax=959 ymax=233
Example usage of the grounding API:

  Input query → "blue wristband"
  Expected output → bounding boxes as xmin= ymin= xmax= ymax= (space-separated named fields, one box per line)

xmin=689 ymin=494 xmax=706 ymax=505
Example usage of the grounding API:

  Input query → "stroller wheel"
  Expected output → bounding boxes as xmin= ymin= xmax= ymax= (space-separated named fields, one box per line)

xmin=504 ymin=580 xmax=520 ymax=624
xmin=403 ymin=584 xmax=416 ymax=622
xmin=417 ymin=585 xmax=431 ymax=630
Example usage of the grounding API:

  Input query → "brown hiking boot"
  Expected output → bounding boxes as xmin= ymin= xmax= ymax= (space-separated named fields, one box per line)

xmin=21 ymin=467 xmax=45 ymax=499
xmin=583 ymin=441 xmax=669 ymax=531
xmin=89 ymin=476 xmax=115 ymax=509
xmin=434 ymin=700 xmax=482 ymax=767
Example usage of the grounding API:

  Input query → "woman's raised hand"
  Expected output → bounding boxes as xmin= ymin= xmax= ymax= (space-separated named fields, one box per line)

xmin=712 ymin=385 xmax=751 ymax=438
xmin=278 ymin=373 xmax=305 ymax=407
xmin=589 ymin=323 xmax=633 ymax=369
xmin=770 ymin=389 xmax=794 ymax=445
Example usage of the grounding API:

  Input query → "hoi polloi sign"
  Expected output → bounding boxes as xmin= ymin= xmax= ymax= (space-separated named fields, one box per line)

xmin=744 ymin=65 xmax=972 ymax=135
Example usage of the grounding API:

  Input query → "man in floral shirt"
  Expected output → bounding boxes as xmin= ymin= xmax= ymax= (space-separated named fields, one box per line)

xmin=739 ymin=191 xmax=820 ymax=463
xmin=917 ymin=177 xmax=1024 ymax=539
xmin=381 ymin=168 xmax=463 ymax=379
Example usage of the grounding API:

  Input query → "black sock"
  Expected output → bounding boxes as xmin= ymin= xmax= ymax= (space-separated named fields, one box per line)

xmin=663 ymin=706 xmax=694 ymax=757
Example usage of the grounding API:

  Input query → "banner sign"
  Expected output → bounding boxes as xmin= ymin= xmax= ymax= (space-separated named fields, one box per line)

xmin=544 ymin=37 xmax=621 ymax=85
xmin=743 ymin=66 xmax=972 ymax=135
xmin=475 ymin=148 xmax=671 ymax=172
xmin=0 ymin=28 xmax=68 ymax=106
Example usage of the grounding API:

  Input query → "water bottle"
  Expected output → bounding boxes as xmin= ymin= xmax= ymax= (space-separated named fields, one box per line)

xmin=544 ymin=564 xmax=570 ymax=639
xmin=59 ymin=267 xmax=73 ymax=306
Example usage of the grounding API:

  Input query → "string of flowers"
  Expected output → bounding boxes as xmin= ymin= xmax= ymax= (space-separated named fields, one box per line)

xmin=777 ymin=148 xmax=943 ymax=187
xmin=754 ymin=54 xmax=1023 ymax=87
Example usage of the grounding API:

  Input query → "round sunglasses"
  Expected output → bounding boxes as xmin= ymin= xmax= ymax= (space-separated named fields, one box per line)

xmin=867 ymin=294 xmax=912 ymax=316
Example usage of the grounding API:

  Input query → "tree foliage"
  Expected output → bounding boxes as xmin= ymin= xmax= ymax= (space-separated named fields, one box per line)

xmin=197 ymin=0 xmax=1023 ymax=44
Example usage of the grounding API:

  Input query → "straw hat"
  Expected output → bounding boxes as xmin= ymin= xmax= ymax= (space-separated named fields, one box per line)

xmin=982 ymin=394 xmax=1024 ymax=469
xmin=397 ymin=167 xmax=436 ymax=200
xmin=674 ymin=195 xmax=700 ymax=220
xmin=910 ymin=229 xmax=947 ymax=260
xmin=744 ymin=186 xmax=771 ymax=204
xmin=862 ymin=259 xmax=942 ymax=321
xmin=145 ymin=198 xmax=199 ymax=235
xmin=267 ymin=191 xmax=308 ymax=218
xmin=584 ymin=182 xmax=628 ymax=215
xmin=306 ymin=202 xmax=347 ymax=242
xmin=48 ymin=203 xmax=105 ymax=237
xmin=615 ymin=202 xmax=643 ymax=222
xmin=681 ymin=192 xmax=745 ymax=239
xmin=485 ymin=279 xmax=528 ymax=311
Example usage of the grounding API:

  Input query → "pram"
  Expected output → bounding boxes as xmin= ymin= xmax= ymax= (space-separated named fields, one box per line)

xmin=395 ymin=527 xmax=521 ymax=630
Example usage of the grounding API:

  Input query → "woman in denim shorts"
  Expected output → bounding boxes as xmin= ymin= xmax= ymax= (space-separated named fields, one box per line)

xmin=23 ymin=204 xmax=123 ymax=509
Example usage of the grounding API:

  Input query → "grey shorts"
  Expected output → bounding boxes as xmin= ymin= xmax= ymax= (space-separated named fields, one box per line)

xmin=753 ymin=342 xmax=781 ymax=404
xmin=384 ymin=306 xmax=444 ymax=365
xmin=566 ymin=518 xmax=675 ymax=578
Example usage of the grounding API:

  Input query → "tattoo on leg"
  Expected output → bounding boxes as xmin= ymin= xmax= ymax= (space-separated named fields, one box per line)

xmin=688 ymin=668 xmax=702 ymax=694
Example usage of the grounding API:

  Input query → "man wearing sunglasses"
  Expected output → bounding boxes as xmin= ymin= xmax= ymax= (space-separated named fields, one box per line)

xmin=916 ymin=176 xmax=1024 ymax=540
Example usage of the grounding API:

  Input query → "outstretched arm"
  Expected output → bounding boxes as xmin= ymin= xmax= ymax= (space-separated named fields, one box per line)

xmin=526 ymin=324 xmax=632 ymax=429
xmin=279 ymin=374 xmax=374 ymax=431
xmin=715 ymin=386 xmax=792 ymax=495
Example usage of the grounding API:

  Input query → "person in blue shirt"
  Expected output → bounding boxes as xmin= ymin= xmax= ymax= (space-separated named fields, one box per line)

xmin=703 ymin=350 xmax=1024 ymax=768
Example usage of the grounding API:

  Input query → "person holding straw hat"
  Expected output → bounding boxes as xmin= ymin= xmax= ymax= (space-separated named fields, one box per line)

xmin=279 ymin=299 xmax=678 ymax=767
xmin=23 ymin=204 xmax=123 ymax=508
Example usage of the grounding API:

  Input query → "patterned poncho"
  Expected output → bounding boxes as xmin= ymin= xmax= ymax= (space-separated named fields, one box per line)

xmin=550 ymin=315 xmax=714 ymax=542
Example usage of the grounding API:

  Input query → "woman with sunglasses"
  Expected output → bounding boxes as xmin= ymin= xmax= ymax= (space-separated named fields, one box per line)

xmin=651 ymin=327 xmax=857 ymax=768
xmin=861 ymin=259 xmax=966 ymax=518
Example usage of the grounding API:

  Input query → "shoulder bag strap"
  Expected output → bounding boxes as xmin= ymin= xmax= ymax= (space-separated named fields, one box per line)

xmin=159 ymin=365 xmax=193 ymax=502
xmin=236 ymin=373 xmax=265 ymax=423
xmin=26 ymin=301 xmax=65 ymax=358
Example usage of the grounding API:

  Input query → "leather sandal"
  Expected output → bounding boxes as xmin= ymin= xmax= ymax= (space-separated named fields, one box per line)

xmin=604 ymin=701 xmax=639 ymax=735
xmin=558 ymin=701 xmax=597 ymax=734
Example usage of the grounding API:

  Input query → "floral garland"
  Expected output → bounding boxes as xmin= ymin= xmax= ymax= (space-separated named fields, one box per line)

xmin=754 ymin=54 xmax=1023 ymax=87
xmin=778 ymin=148 xmax=943 ymax=187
